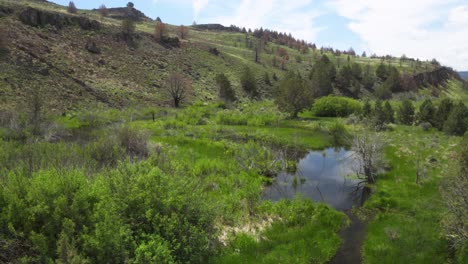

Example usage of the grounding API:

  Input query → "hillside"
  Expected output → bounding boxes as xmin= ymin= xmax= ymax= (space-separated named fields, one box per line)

xmin=0 ymin=0 xmax=465 ymax=113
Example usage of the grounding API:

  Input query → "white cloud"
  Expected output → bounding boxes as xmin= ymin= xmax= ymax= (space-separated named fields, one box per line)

xmin=330 ymin=0 xmax=468 ymax=70
xmin=198 ymin=0 xmax=325 ymax=42
xmin=192 ymin=0 xmax=210 ymax=18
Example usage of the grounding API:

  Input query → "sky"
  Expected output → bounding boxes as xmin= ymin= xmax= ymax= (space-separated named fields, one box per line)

xmin=50 ymin=0 xmax=468 ymax=70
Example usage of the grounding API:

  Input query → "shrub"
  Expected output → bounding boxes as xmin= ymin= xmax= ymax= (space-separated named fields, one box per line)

xmin=443 ymin=102 xmax=468 ymax=136
xmin=88 ymin=136 xmax=125 ymax=167
xmin=312 ymin=96 xmax=361 ymax=117
xmin=118 ymin=126 xmax=149 ymax=158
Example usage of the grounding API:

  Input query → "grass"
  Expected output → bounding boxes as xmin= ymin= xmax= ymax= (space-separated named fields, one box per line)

xmin=359 ymin=126 xmax=460 ymax=263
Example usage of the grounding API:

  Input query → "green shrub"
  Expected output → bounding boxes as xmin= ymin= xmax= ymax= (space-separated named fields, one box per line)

xmin=88 ymin=136 xmax=125 ymax=167
xmin=312 ymin=96 xmax=362 ymax=117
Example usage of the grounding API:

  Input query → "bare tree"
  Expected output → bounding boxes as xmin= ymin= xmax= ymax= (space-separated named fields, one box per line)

xmin=164 ymin=72 xmax=192 ymax=108
xmin=98 ymin=4 xmax=109 ymax=19
xmin=351 ymin=131 xmax=384 ymax=184
xmin=155 ymin=22 xmax=167 ymax=41
xmin=178 ymin=25 xmax=189 ymax=39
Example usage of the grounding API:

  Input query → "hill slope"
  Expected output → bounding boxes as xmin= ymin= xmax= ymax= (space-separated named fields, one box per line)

xmin=0 ymin=0 xmax=465 ymax=112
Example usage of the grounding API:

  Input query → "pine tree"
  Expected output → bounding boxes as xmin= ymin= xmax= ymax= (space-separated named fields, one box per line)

xmin=398 ymin=100 xmax=415 ymax=125
xmin=240 ymin=67 xmax=258 ymax=98
xmin=363 ymin=100 xmax=372 ymax=117
xmin=417 ymin=99 xmax=435 ymax=125
xmin=215 ymin=73 xmax=235 ymax=103
xmin=309 ymin=55 xmax=336 ymax=97
xmin=67 ymin=1 xmax=77 ymax=14
xmin=373 ymin=100 xmax=386 ymax=128
xmin=434 ymin=98 xmax=453 ymax=130
xmin=384 ymin=101 xmax=395 ymax=123
xmin=443 ymin=102 xmax=468 ymax=136
xmin=275 ymin=72 xmax=313 ymax=117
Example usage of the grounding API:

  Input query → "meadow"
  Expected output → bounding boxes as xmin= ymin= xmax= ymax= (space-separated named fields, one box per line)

xmin=1 ymin=100 xmax=464 ymax=263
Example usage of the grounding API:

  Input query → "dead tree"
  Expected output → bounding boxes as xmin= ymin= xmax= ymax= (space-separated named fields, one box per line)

xmin=164 ymin=72 xmax=192 ymax=108
xmin=351 ymin=131 xmax=384 ymax=184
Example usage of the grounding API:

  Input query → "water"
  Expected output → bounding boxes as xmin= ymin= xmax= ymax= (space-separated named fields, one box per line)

xmin=262 ymin=147 xmax=364 ymax=211
xmin=262 ymin=147 xmax=369 ymax=264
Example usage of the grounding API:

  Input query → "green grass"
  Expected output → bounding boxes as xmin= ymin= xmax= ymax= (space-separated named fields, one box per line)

xmin=360 ymin=126 xmax=460 ymax=263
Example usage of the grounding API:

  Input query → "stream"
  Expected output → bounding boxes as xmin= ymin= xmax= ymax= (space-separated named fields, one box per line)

xmin=262 ymin=147 xmax=369 ymax=264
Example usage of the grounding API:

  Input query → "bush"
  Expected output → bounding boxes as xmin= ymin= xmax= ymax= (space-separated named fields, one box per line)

xmin=443 ymin=102 xmax=468 ymax=136
xmin=88 ymin=136 xmax=125 ymax=167
xmin=312 ymin=96 xmax=361 ymax=117
xmin=118 ymin=126 xmax=149 ymax=158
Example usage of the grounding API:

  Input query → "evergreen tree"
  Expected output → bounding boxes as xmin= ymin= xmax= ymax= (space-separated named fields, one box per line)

xmin=375 ymin=63 xmax=388 ymax=81
xmin=263 ymin=72 xmax=272 ymax=86
xmin=373 ymin=100 xmax=386 ymax=128
xmin=384 ymin=101 xmax=395 ymax=123
xmin=417 ymin=99 xmax=435 ymax=125
xmin=434 ymin=98 xmax=453 ymax=130
xmin=215 ymin=73 xmax=235 ymax=103
xmin=443 ymin=102 xmax=468 ymax=136
xmin=67 ymin=1 xmax=77 ymax=14
xmin=363 ymin=100 xmax=372 ymax=117
xmin=398 ymin=100 xmax=415 ymax=125
xmin=275 ymin=72 xmax=313 ymax=117
xmin=309 ymin=55 xmax=336 ymax=97
xmin=240 ymin=67 xmax=258 ymax=98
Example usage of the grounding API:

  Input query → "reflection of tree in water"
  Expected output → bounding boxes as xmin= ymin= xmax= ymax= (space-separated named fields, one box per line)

xmin=264 ymin=148 xmax=368 ymax=210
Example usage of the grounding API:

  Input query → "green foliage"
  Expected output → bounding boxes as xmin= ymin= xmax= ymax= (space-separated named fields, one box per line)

xmin=417 ymin=99 xmax=435 ymax=125
xmin=398 ymin=100 xmax=415 ymax=125
xmin=241 ymin=67 xmax=259 ymax=99
xmin=312 ymin=96 xmax=362 ymax=117
xmin=434 ymin=98 xmax=453 ymax=130
xmin=216 ymin=73 xmax=236 ymax=103
xmin=275 ymin=72 xmax=313 ymax=117
xmin=214 ymin=198 xmax=346 ymax=264
xmin=363 ymin=100 xmax=372 ymax=117
xmin=384 ymin=101 xmax=395 ymax=123
xmin=375 ymin=63 xmax=389 ymax=81
xmin=310 ymin=55 xmax=336 ymax=97
xmin=121 ymin=18 xmax=135 ymax=36
xmin=335 ymin=63 xmax=362 ymax=97
xmin=443 ymin=102 xmax=468 ymax=136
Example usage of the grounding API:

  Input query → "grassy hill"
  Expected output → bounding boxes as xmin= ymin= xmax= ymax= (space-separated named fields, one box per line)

xmin=0 ymin=0 xmax=465 ymax=113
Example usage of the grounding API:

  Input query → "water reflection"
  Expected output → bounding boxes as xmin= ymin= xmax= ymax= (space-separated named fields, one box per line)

xmin=262 ymin=147 xmax=365 ymax=211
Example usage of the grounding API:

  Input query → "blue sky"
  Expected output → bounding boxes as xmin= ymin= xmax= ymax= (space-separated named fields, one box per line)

xmin=51 ymin=0 xmax=468 ymax=70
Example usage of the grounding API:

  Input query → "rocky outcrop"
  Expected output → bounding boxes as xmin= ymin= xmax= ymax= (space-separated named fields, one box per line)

xmin=193 ymin=24 xmax=240 ymax=32
xmin=103 ymin=7 xmax=152 ymax=22
xmin=414 ymin=67 xmax=464 ymax=88
xmin=18 ymin=7 xmax=100 ymax=30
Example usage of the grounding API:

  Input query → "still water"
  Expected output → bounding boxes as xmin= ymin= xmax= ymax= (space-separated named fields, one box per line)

xmin=262 ymin=147 xmax=365 ymax=211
